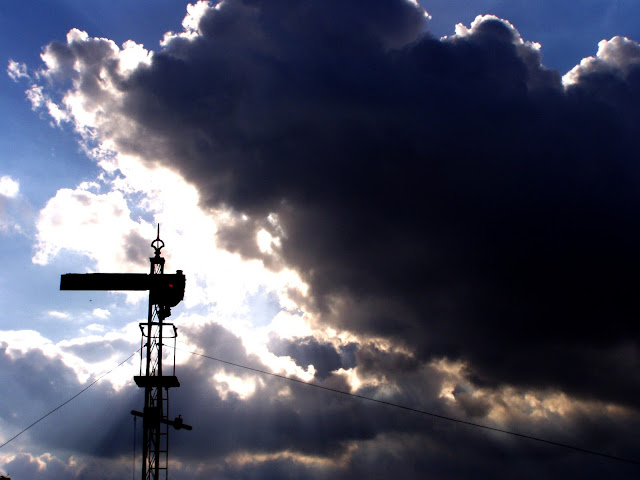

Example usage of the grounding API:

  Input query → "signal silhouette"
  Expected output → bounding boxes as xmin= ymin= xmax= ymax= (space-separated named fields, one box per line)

xmin=60 ymin=226 xmax=191 ymax=480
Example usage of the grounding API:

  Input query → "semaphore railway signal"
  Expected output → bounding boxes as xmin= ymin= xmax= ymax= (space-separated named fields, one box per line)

xmin=60 ymin=226 xmax=191 ymax=480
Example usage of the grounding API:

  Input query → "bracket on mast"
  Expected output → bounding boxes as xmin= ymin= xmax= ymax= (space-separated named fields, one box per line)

xmin=131 ymin=410 xmax=193 ymax=431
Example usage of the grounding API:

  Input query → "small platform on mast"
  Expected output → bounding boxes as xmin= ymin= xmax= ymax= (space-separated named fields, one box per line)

xmin=134 ymin=375 xmax=180 ymax=388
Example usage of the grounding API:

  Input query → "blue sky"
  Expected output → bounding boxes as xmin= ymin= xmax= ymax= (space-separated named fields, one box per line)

xmin=2 ymin=1 xmax=640 ymax=479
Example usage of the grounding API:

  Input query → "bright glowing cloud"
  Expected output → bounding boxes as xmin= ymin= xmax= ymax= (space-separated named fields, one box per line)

xmin=161 ymin=0 xmax=212 ymax=46
xmin=91 ymin=308 xmax=110 ymax=319
xmin=563 ymin=35 xmax=640 ymax=85
xmin=0 ymin=176 xmax=19 ymax=198
xmin=213 ymin=370 xmax=260 ymax=400
xmin=32 ymin=185 xmax=153 ymax=271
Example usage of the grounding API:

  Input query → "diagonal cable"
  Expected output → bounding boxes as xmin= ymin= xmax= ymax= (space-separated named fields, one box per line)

xmin=0 ymin=349 xmax=139 ymax=449
xmin=170 ymin=344 xmax=640 ymax=466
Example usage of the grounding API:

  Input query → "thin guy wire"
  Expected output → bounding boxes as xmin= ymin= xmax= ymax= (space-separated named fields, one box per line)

xmin=0 ymin=350 xmax=139 ymax=450
xmin=169 ymin=344 xmax=640 ymax=466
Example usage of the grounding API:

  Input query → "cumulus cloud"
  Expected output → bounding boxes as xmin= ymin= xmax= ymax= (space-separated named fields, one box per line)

xmin=79 ymin=0 xmax=637 ymax=408
xmin=31 ymin=183 xmax=152 ymax=270
xmin=12 ymin=0 xmax=640 ymax=477
xmin=7 ymin=60 xmax=28 ymax=82
xmin=564 ymin=35 xmax=640 ymax=84
xmin=0 ymin=176 xmax=19 ymax=198
xmin=91 ymin=307 xmax=110 ymax=319
xmin=0 ymin=175 xmax=25 ymax=233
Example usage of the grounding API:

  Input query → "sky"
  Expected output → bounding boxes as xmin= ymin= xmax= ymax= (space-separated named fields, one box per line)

xmin=1 ymin=0 xmax=640 ymax=478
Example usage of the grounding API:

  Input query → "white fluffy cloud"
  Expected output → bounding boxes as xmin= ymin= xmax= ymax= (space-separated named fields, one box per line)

xmin=32 ymin=183 xmax=152 ymax=271
xmin=0 ymin=176 xmax=19 ymax=198
xmin=6 ymin=60 xmax=28 ymax=82
xmin=91 ymin=308 xmax=110 ymax=319
xmin=0 ymin=175 xmax=28 ymax=234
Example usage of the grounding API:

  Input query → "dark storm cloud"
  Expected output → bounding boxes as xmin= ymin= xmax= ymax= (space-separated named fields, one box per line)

xmin=267 ymin=335 xmax=354 ymax=379
xmin=0 ymin=342 xmax=140 ymax=472
xmin=30 ymin=0 xmax=640 ymax=475
xmin=170 ymin=323 xmax=640 ymax=480
xmin=157 ymin=322 xmax=640 ymax=480
xmin=53 ymin=0 xmax=639 ymax=407
xmin=169 ymin=323 xmax=432 ymax=458
xmin=0 ymin=345 xmax=81 ymax=424
xmin=3 ymin=325 xmax=640 ymax=479
xmin=2 ymin=453 xmax=72 ymax=480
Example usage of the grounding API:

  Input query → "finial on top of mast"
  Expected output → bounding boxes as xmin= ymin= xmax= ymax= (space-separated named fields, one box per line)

xmin=151 ymin=223 xmax=165 ymax=257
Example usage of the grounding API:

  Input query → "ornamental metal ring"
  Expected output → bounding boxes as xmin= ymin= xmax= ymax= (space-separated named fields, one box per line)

xmin=151 ymin=237 xmax=165 ymax=253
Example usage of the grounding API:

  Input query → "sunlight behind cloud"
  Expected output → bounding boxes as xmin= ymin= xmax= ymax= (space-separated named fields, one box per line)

xmin=563 ymin=35 xmax=640 ymax=85
xmin=32 ymin=185 xmax=153 ymax=271
xmin=213 ymin=370 xmax=260 ymax=400
xmin=161 ymin=0 xmax=211 ymax=45
xmin=9 ymin=2 xmax=640 ymax=477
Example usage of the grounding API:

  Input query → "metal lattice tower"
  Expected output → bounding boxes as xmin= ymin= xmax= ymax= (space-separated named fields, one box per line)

xmin=132 ymin=228 xmax=191 ymax=480
xmin=60 ymin=226 xmax=191 ymax=480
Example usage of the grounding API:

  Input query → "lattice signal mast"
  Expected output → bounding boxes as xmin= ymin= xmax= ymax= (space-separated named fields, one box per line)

xmin=60 ymin=226 xmax=191 ymax=480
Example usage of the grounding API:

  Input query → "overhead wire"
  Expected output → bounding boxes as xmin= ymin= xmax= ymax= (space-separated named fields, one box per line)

xmin=169 ymin=344 xmax=640 ymax=466
xmin=2 ymin=343 xmax=638 ymax=466
xmin=0 ymin=349 xmax=139 ymax=450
